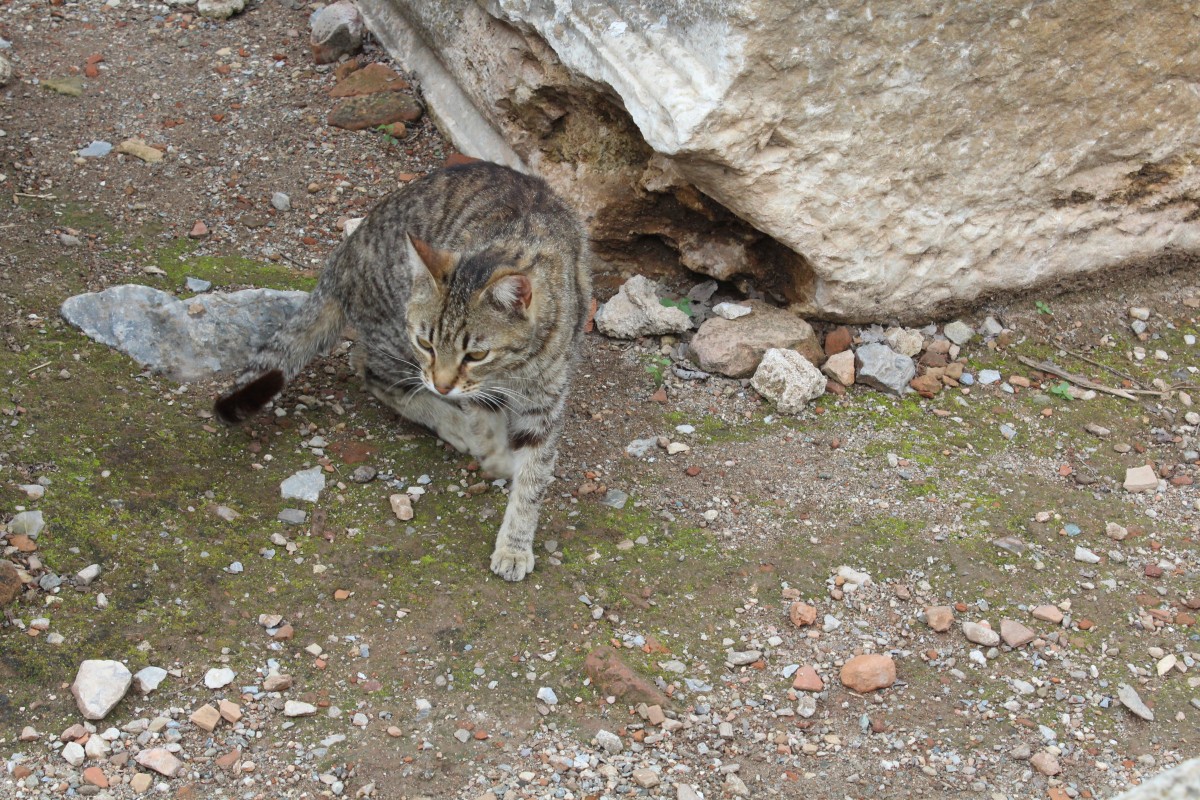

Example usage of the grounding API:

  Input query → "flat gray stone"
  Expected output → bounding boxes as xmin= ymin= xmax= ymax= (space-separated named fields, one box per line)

xmin=1118 ymin=683 xmax=1154 ymax=721
xmin=855 ymin=342 xmax=915 ymax=395
xmin=61 ymin=284 xmax=308 ymax=383
xmin=278 ymin=508 xmax=308 ymax=525
xmin=281 ymin=467 xmax=325 ymax=502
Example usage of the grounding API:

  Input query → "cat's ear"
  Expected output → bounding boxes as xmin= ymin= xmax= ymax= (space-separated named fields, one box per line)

xmin=405 ymin=233 xmax=455 ymax=283
xmin=485 ymin=273 xmax=533 ymax=315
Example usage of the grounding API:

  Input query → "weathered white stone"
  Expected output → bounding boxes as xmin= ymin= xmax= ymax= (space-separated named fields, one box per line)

xmin=133 ymin=666 xmax=168 ymax=695
xmin=197 ymin=0 xmax=245 ymax=19
xmin=594 ymin=276 xmax=690 ymax=338
xmin=71 ymin=660 xmax=132 ymax=720
xmin=712 ymin=302 xmax=751 ymax=320
xmin=61 ymin=741 xmax=85 ymax=766
xmin=204 ymin=667 xmax=237 ymax=689
xmin=962 ymin=621 xmax=1000 ymax=647
xmin=284 ymin=700 xmax=318 ymax=717
xmin=885 ymin=327 xmax=924 ymax=358
xmin=310 ymin=0 xmax=365 ymax=64
xmin=358 ymin=0 xmax=1200 ymax=321
xmin=75 ymin=564 xmax=102 ymax=586
xmin=750 ymin=349 xmax=825 ymax=414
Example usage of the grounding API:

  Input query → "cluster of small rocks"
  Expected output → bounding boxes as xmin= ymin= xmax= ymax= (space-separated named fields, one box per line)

xmin=592 ymin=275 xmax=1021 ymax=413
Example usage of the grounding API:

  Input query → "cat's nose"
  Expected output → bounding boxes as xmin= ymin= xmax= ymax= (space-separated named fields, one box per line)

xmin=434 ymin=382 xmax=453 ymax=395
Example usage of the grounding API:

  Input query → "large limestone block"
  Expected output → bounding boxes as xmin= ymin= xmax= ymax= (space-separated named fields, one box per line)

xmin=360 ymin=0 xmax=1200 ymax=321
xmin=1112 ymin=757 xmax=1200 ymax=800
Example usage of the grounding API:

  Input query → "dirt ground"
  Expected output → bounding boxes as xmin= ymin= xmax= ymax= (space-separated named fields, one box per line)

xmin=0 ymin=2 xmax=1198 ymax=799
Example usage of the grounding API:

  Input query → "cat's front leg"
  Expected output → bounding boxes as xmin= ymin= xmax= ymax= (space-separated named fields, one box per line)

xmin=490 ymin=440 xmax=556 ymax=581
xmin=467 ymin=409 xmax=514 ymax=479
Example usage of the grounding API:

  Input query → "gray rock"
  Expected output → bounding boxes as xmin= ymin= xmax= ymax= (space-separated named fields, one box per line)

xmin=9 ymin=510 xmax=44 ymax=538
xmin=350 ymin=466 xmax=377 ymax=483
xmin=197 ymin=0 xmax=245 ymax=19
xmin=981 ymin=316 xmax=1004 ymax=337
xmin=726 ymin=649 xmax=762 ymax=666
xmin=536 ymin=686 xmax=558 ymax=705
xmin=594 ymin=275 xmax=691 ymax=339
xmin=600 ymin=489 xmax=629 ymax=509
xmin=1113 ymin=757 xmax=1200 ymax=800
xmin=0 ymin=53 xmax=11 ymax=87
xmin=278 ymin=508 xmax=308 ymax=525
xmin=78 ymin=140 xmax=113 ymax=158
xmin=1118 ymin=683 xmax=1154 ymax=721
xmin=943 ymin=319 xmax=975 ymax=345
xmin=72 ymin=659 xmax=132 ymax=720
xmin=595 ymin=729 xmax=622 ymax=754
xmin=185 ymin=277 xmax=212 ymax=293
xmin=855 ymin=342 xmax=915 ymax=395
xmin=281 ymin=467 xmax=325 ymax=502
xmin=61 ymin=284 xmax=308 ymax=383
xmin=625 ymin=437 xmax=658 ymax=458
xmin=133 ymin=666 xmax=168 ymax=695
xmin=271 ymin=192 xmax=292 ymax=212
xmin=750 ymin=348 xmax=825 ymax=413
xmin=689 ymin=299 xmax=823 ymax=378
xmin=978 ymin=369 xmax=1002 ymax=384
xmin=309 ymin=0 xmax=365 ymax=64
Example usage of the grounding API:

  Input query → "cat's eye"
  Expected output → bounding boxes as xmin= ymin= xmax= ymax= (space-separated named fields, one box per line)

xmin=464 ymin=350 xmax=489 ymax=362
xmin=416 ymin=337 xmax=433 ymax=351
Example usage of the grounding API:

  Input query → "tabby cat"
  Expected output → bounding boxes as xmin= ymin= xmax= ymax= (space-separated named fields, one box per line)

xmin=215 ymin=161 xmax=591 ymax=582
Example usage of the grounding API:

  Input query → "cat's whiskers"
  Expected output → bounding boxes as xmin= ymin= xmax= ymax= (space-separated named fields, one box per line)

xmin=365 ymin=342 xmax=423 ymax=374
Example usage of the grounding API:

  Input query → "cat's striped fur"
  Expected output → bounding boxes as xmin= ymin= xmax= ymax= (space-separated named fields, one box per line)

xmin=216 ymin=162 xmax=591 ymax=581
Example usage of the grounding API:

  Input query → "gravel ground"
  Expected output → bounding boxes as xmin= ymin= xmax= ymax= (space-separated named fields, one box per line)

xmin=1 ymin=2 xmax=1198 ymax=800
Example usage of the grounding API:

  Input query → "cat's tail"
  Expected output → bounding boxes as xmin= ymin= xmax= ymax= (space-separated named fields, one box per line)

xmin=214 ymin=287 xmax=348 ymax=425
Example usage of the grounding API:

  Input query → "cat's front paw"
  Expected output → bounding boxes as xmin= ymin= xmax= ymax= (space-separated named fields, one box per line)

xmin=490 ymin=546 xmax=535 ymax=582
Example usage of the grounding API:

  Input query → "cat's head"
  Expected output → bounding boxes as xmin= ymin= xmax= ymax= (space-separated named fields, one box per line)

xmin=404 ymin=234 xmax=537 ymax=402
